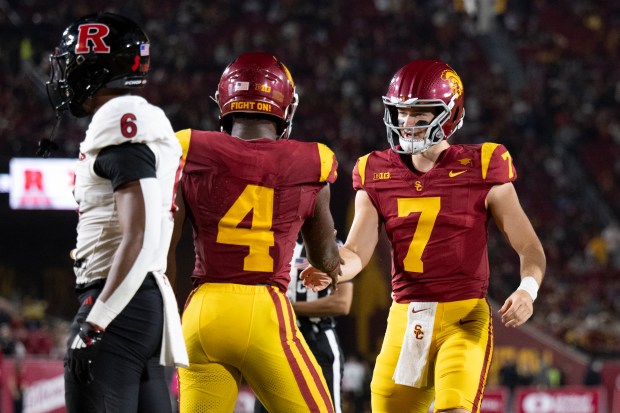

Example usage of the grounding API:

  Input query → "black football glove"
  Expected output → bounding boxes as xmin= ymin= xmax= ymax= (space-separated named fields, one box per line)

xmin=36 ymin=138 xmax=59 ymax=158
xmin=67 ymin=319 xmax=104 ymax=385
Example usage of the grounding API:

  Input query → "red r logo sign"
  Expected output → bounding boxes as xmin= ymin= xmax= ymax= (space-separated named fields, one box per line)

xmin=75 ymin=24 xmax=111 ymax=54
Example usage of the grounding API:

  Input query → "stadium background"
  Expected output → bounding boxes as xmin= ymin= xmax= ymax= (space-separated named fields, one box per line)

xmin=0 ymin=0 xmax=619 ymax=412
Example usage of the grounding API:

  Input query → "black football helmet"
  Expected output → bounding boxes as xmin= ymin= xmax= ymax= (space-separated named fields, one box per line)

xmin=47 ymin=12 xmax=150 ymax=117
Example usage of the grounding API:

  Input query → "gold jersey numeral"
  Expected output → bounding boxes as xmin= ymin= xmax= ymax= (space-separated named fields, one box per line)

xmin=501 ymin=151 xmax=514 ymax=179
xmin=217 ymin=184 xmax=275 ymax=272
xmin=397 ymin=197 xmax=441 ymax=273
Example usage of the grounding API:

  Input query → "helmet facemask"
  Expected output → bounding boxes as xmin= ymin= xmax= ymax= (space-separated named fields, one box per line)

xmin=46 ymin=50 xmax=72 ymax=115
xmin=383 ymin=97 xmax=451 ymax=155
xmin=47 ymin=50 xmax=111 ymax=117
xmin=279 ymin=92 xmax=298 ymax=139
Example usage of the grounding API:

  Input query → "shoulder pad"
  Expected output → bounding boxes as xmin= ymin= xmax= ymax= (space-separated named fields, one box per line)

xmin=316 ymin=142 xmax=338 ymax=183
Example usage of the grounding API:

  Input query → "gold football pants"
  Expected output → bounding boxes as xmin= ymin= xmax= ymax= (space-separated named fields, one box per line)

xmin=371 ymin=298 xmax=493 ymax=413
xmin=179 ymin=283 xmax=334 ymax=413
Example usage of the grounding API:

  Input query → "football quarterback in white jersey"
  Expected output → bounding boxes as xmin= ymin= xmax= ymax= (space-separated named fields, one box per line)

xmin=46 ymin=12 xmax=187 ymax=413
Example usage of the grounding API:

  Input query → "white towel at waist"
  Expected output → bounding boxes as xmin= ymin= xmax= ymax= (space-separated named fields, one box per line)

xmin=152 ymin=271 xmax=189 ymax=368
xmin=392 ymin=301 xmax=437 ymax=388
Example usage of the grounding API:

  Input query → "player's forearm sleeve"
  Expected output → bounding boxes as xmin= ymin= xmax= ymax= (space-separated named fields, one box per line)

xmin=87 ymin=178 xmax=162 ymax=328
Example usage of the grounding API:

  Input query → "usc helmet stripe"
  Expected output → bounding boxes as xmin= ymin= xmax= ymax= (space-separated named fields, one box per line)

xmin=279 ymin=58 xmax=295 ymax=89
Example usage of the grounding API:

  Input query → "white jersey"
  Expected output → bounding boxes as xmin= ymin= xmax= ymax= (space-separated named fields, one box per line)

xmin=72 ymin=95 xmax=181 ymax=284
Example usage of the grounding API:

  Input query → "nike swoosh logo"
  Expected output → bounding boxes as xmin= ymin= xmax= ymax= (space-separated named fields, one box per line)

xmin=449 ymin=170 xmax=467 ymax=178
xmin=459 ymin=319 xmax=476 ymax=325
xmin=411 ymin=308 xmax=428 ymax=314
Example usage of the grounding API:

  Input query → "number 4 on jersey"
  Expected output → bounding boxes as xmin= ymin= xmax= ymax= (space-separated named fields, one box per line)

xmin=216 ymin=184 xmax=275 ymax=272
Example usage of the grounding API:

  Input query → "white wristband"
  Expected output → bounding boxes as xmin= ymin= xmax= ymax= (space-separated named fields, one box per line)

xmin=86 ymin=298 xmax=118 ymax=329
xmin=517 ymin=276 xmax=539 ymax=302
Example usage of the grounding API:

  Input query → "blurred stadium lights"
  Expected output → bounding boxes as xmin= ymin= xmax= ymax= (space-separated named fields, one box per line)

xmin=0 ymin=173 xmax=9 ymax=193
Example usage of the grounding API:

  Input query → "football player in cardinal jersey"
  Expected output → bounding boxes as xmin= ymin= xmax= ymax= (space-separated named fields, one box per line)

xmin=47 ymin=13 xmax=187 ymax=413
xmin=167 ymin=52 xmax=342 ymax=412
xmin=301 ymin=60 xmax=546 ymax=413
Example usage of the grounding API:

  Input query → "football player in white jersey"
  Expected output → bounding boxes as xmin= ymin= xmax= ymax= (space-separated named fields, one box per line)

xmin=46 ymin=12 xmax=187 ymax=413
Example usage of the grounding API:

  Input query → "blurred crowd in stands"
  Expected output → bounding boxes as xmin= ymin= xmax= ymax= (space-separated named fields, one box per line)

xmin=0 ymin=0 xmax=619 ymax=360
xmin=0 ymin=296 xmax=68 ymax=359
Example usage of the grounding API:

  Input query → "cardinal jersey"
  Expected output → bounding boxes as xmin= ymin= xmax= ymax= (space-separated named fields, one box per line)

xmin=176 ymin=129 xmax=338 ymax=292
xmin=353 ymin=143 xmax=516 ymax=303
xmin=72 ymin=95 xmax=182 ymax=284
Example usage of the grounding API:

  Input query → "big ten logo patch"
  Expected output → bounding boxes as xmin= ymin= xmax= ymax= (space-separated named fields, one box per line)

xmin=373 ymin=171 xmax=390 ymax=181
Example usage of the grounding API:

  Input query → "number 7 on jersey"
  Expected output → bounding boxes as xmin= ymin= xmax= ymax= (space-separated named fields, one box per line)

xmin=397 ymin=197 xmax=441 ymax=273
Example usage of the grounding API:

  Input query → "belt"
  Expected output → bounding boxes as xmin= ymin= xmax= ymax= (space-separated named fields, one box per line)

xmin=75 ymin=272 xmax=157 ymax=293
xmin=75 ymin=278 xmax=106 ymax=292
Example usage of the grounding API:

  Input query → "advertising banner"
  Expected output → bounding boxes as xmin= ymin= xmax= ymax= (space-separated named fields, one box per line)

xmin=1 ymin=358 xmax=65 ymax=413
xmin=514 ymin=386 xmax=607 ymax=413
